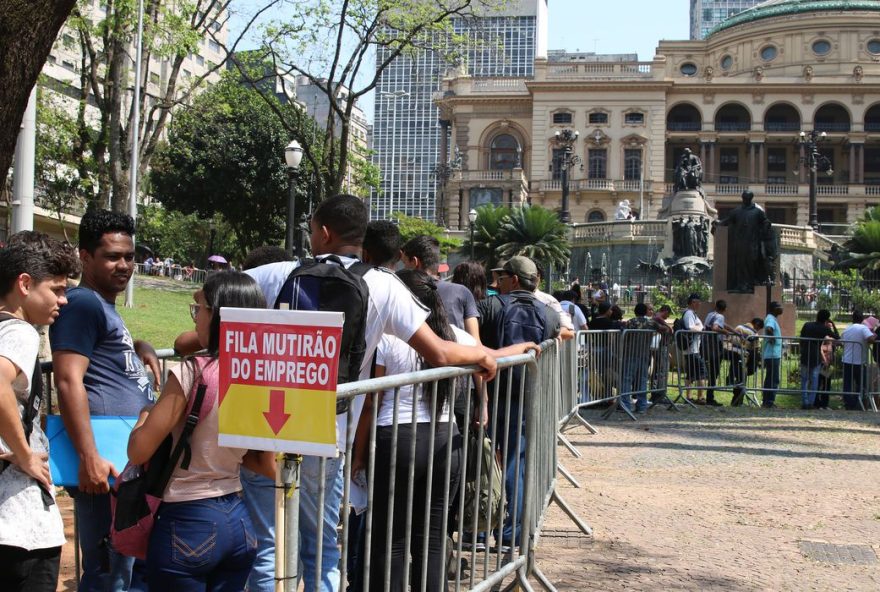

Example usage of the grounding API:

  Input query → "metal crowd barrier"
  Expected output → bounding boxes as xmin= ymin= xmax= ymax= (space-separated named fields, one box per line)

xmin=566 ymin=329 xmax=673 ymax=423
xmin=671 ymin=330 xmax=879 ymax=412
xmin=41 ymin=342 xmax=589 ymax=591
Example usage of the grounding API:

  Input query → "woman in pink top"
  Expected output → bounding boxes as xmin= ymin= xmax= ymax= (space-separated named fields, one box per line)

xmin=127 ymin=272 xmax=274 ymax=591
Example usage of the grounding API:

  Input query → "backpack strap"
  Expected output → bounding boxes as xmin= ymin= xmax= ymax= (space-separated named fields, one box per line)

xmin=0 ymin=315 xmax=44 ymax=478
xmin=155 ymin=358 xmax=216 ymax=488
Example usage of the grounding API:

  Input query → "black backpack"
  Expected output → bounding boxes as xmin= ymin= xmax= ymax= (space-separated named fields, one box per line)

xmin=672 ymin=317 xmax=693 ymax=350
xmin=495 ymin=293 xmax=552 ymax=348
xmin=273 ymin=256 xmax=371 ymax=413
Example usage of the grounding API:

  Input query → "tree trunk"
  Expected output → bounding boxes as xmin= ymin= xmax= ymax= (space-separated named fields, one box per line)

xmin=0 ymin=0 xmax=77 ymax=189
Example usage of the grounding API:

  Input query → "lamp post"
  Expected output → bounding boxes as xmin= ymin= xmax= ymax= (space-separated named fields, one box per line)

xmin=431 ymin=146 xmax=462 ymax=228
xmin=285 ymin=140 xmax=304 ymax=256
xmin=554 ymin=128 xmax=581 ymax=224
xmin=798 ymin=130 xmax=833 ymax=231
xmin=468 ymin=208 xmax=478 ymax=260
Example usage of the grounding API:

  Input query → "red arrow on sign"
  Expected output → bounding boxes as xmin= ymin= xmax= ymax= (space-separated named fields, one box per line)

xmin=263 ymin=389 xmax=291 ymax=435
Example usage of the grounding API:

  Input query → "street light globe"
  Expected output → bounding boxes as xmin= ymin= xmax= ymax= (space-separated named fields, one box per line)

xmin=285 ymin=140 xmax=303 ymax=170
xmin=468 ymin=209 xmax=478 ymax=224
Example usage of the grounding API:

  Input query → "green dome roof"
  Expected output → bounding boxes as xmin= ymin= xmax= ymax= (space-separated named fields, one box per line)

xmin=709 ymin=0 xmax=880 ymax=36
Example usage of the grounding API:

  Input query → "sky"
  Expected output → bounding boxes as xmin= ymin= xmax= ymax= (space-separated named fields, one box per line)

xmin=361 ymin=0 xmax=691 ymax=120
xmin=549 ymin=0 xmax=689 ymax=62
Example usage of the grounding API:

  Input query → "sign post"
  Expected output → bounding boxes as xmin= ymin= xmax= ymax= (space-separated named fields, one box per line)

xmin=218 ymin=307 xmax=343 ymax=592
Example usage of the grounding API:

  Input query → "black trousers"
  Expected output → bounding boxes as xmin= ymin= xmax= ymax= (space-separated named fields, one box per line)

xmin=0 ymin=544 xmax=61 ymax=592
xmin=370 ymin=422 xmax=462 ymax=592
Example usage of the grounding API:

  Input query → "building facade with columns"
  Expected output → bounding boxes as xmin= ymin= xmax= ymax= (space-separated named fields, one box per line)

xmin=436 ymin=0 xmax=880 ymax=232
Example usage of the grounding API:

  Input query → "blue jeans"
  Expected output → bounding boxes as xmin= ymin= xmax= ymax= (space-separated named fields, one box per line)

xmin=491 ymin=398 xmax=524 ymax=546
xmin=241 ymin=467 xmax=276 ymax=592
xmin=69 ymin=488 xmax=145 ymax=592
xmin=299 ymin=454 xmax=345 ymax=592
xmin=146 ymin=491 xmax=257 ymax=591
xmin=621 ymin=360 xmax=649 ymax=411
xmin=800 ymin=364 xmax=821 ymax=408
xmin=762 ymin=357 xmax=781 ymax=407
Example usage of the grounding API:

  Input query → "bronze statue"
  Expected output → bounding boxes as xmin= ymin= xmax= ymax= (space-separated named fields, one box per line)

xmin=673 ymin=148 xmax=703 ymax=193
xmin=713 ymin=190 xmax=778 ymax=292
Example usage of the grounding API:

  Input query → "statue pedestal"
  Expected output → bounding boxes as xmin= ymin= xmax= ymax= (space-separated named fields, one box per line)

xmin=708 ymin=226 xmax=795 ymax=336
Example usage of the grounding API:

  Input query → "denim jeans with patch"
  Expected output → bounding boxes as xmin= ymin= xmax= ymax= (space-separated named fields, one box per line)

xmin=146 ymin=491 xmax=257 ymax=591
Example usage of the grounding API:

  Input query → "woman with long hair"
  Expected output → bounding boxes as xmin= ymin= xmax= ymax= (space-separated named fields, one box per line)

xmin=127 ymin=271 xmax=275 ymax=590
xmin=451 ymin=261 xmax=488 ymax=302
xmin=355 ymin=269 xmax=538 ymax=591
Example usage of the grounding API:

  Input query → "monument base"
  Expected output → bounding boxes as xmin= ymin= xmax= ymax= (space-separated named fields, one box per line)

xmin=708 ymin=227 xmax=795 ymax=336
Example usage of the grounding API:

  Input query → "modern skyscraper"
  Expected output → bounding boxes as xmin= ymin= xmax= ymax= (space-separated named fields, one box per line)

xmin=689 ymin=0 xmax=763 ymax=40
xmin=371 ymin=0 xmax=548 ymax=222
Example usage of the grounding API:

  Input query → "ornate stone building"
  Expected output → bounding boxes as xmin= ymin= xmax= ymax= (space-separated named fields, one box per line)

xmin=436 ymin=0 xmax=880 ymax=232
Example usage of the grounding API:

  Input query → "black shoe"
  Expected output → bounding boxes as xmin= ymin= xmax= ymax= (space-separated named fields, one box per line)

xmin=706 ymin=400 xmax=723 ymax=407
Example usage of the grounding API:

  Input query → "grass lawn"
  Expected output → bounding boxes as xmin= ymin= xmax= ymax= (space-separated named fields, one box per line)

xmin=117 ymin=287 xmax=193 ymax=350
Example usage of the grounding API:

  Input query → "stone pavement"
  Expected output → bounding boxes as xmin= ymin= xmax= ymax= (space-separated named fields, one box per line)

xmin=532 ymin=407 xmax=880 ymax=591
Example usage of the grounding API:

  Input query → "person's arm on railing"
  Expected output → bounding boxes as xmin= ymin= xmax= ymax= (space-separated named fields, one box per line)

xmin=407 ymin=323 xmax=496 ymax=381
xmin=173 ymin=331 xmax=201 ymax=357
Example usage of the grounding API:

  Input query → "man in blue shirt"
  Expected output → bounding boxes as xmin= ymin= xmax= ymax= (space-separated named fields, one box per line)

xmin=50 ymin=210 xmax=159 ymax=592
xmin=762 ymin=301 xmax=784 ymax=408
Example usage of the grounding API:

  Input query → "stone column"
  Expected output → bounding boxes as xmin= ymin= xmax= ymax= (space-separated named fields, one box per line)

xmin=709 ymin=142 xmax=717 ymax=182
xmin=799 ymin=144 xmax=806 ymax=184
xmin=858 ymin=144 xmax=865 ymax=184
xmin=757 ymin=143 xmax=765 ymax=182
xmin=749 ymin=143 xmax=756 ymax=183
xmin=849 ymin=143 xmax=856 ymax=184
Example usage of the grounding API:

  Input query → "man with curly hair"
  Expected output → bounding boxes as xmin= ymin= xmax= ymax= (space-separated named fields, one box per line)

xmin=50 ymin=209 xmax=160 ymax=592
xmin=0 ymin=232 xmax=79 ymax=591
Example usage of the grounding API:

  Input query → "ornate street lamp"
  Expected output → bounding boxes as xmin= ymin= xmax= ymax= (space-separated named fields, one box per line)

xmin=432 ymin=146 xmax=463 ymax=227
xmin=468 ymin=208 xmax=478 ymax=260
xmin=798 ymin=130 xmax=833 ymax=231
xmin=284 ymin=140 xmax=304 ymax=256
xmin=554 ymin=128 xmax=581 ymax=224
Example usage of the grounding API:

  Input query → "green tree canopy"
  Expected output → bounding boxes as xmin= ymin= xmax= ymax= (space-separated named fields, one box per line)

xmin=459 ymin=204 xmax=511 ymax=269
xmin=150 ymin=72 xmax=316 ymax=258
xmin=461 ymin=205 xmax=570 ymax=270
xmin=394 ymin=211 xmax=461 ymax=256
xmin=840 ymin=205 xmax=880 ymax=272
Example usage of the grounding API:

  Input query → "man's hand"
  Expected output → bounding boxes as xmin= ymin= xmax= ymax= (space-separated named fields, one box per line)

xmin=78 ymin=453 xmax=118 ymax=494
xmin=134 ymin=340 xmax=161 ymax=390
xmin=475 ymin=353 xmax=497 ymax=382
xmin=1 ymin=450 xmax=52 ymax=491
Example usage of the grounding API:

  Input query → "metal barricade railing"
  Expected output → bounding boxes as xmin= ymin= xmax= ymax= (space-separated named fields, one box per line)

xmin=671 ymin=330 xmax=879 ymax=412
xmin=326 ymin=338 xmax=588 ymax=592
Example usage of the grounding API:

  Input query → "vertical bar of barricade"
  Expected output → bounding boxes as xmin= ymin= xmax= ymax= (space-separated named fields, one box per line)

xmin=277 ymin=454 xmax=300 ymax=592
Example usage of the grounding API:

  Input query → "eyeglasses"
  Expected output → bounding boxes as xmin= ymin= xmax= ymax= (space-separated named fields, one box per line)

xmin=189 ymin=302 xmax=210 ymax=321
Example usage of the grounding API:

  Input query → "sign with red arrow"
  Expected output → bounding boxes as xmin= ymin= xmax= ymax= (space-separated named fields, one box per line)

xmin=217 ymin=307 xmax=343 ymax=457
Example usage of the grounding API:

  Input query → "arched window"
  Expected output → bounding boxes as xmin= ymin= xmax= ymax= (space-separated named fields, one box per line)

xmin=587 ymin=210 xmax=606 ymax=223
xmin=489 ymin=134 xmax=521 ymax=170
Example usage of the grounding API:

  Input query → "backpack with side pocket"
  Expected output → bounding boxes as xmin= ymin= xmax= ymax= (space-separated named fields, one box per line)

xmin=110 ymin=359 xmax=216 ymax=560
xmin=273 ymin=256 xmax=371 ymax=413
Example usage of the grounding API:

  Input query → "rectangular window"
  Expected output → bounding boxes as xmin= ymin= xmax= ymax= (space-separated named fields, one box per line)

xmin=719 ymin=175 xmax=739 ymax=184
xmin=551 ymin=148 xmax=565 ymax=180
xmin=149 ymin=72 xmax=160 ymax=85
xmin=196 ymin=55 xmax=205 ymax=66
xmin=767 ymin=148 xmax=787 ymax=172
xmin=624 ymin=149 xmax=642 ymax=180
xmin=720 ymin=148 xmax=739 ymax=172
xmin=766 ymin=176 xmax=787 ymax=185
xmin=588 ymin=149 xmax=607 ymax=179
xmin=624 ymin=112 xmax=644 ymax=125
xmin=588 ymin=112 xmax=608 ymax=125
xmin=209 ymin=40 xmax=220 ymax=53
xmin=552 ymin=112 xmax=572 ymax=125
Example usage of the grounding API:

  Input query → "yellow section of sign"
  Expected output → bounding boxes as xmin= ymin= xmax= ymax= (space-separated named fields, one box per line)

xmin=218 ymin=383 xmax=336 ymax=446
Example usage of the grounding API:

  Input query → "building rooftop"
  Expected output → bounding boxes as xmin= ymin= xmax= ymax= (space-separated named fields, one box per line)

xmin=710 ymin=0 xmax=880 ymax=36
xmin=547 ymin=49 xmax=639 ymax=63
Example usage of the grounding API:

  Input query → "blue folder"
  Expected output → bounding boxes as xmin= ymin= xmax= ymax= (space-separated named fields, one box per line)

xmin=45 ymin=415 xmax=138 ymax=487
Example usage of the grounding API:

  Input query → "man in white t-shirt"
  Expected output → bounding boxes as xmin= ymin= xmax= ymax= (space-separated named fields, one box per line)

xmin=682 ymin=293 xmax=707 ymax=403
xmin=840 ymin=310 xmax=877 ymax=410
xmin=246 ymin=194 xmax=495 ymax=592
xmin=0 ymin=232 xmax=79 ymax=590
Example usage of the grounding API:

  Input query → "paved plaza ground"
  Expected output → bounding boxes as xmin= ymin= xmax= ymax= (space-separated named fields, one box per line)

xmin=55 ymin=406 xmax=880 ymax=591
xmin=534 ymin=407 xmax=880 ymax=591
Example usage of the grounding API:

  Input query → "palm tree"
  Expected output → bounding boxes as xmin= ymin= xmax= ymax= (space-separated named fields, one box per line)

xmin=496 ymin=206 xmax=570 ymax=269
xmin=459 ymin=204 xmax=510 ymax=268
xmin=840 ymin=207 xmax=880 ymax=272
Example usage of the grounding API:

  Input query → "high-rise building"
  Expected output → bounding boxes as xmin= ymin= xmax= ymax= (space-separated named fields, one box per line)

xmin=370 ymin=0 xmax=548 ymax=222
xmin=689 ymin=0 xmax=762 ymax=39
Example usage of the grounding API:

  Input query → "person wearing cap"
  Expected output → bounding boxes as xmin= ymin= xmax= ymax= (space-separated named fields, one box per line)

xmin=682 ymin=293 xmax=707 ymax=404
xmin=477 ymin=255 xmax=560 ymax=549
xmin=762 ymin=301 xmax=784 ymax=408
